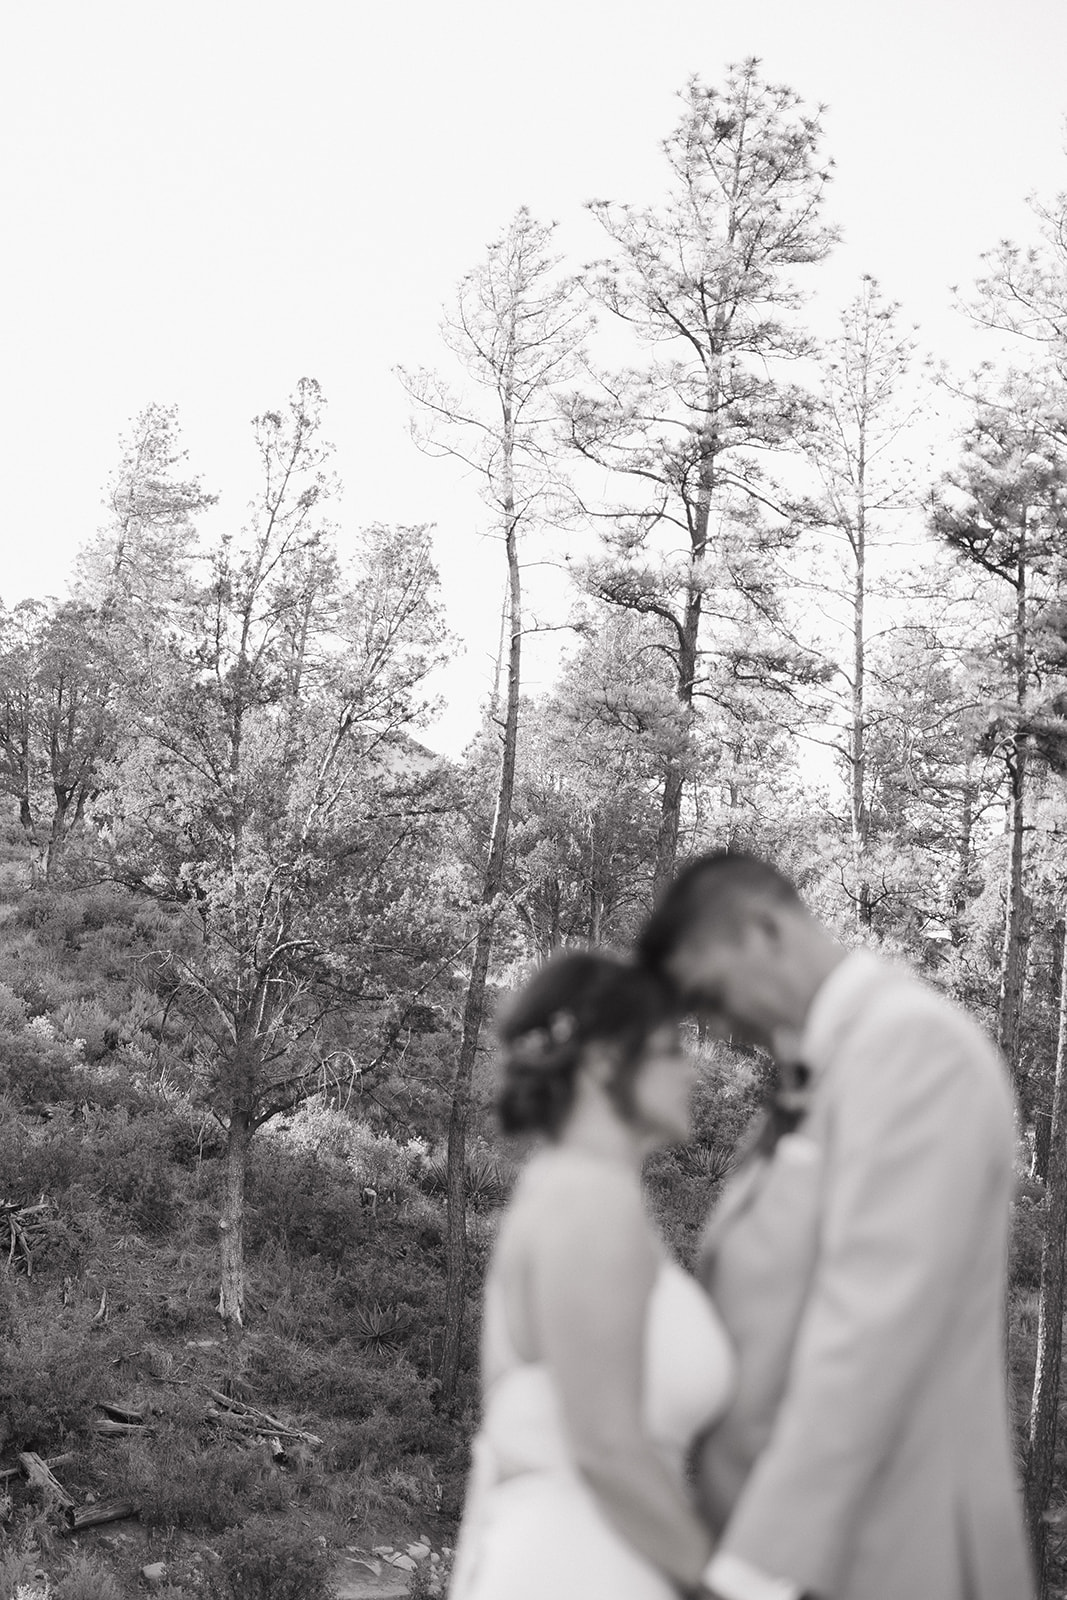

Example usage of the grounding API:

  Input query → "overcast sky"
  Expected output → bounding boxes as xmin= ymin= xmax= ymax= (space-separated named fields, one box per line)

xmin=2 ymin=0 xmax=1066 ymax=750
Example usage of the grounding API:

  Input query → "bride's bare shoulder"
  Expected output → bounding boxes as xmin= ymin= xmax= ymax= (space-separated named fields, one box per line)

xmin=504 ymin=1147 xmax=650 ymax=1250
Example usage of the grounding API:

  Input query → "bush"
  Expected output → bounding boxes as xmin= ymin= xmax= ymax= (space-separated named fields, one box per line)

xmin=272 ymin=1105 xmax=428 ymax=1196
xmin=0 ymin=1104 xmax=87 ymax=1204
xmin=164 ymin=1100 xmax=226 ymax=1168
xmin=1010 ymin=1176 xmax=1045 ymax=1291
xmin=319 ymin=1355 xmax=446 ymax=1461
xmin=102 ymin=1427 xmax=276 ymax=1532
xmin=418 ymin=1144 xmax=511 ymax=1210
xmin=0 ymin=1018 xmax=78 ymax=1104
xmin=0 ymin=1549 xmax=42 ymax=1599
xmin=0 ymin=980 xmax=29 ymax=1032
xmin=54 ymin=1552 xmax=124 ymax=1600
xmin=213 ymin=1517 xmax=336 ymax=1600
xmin=0 ymin=1291 xmax=122 ymax=1451
xmin=85 ymin=1110 xmax=178 ymax=1235
xmin=246 ymin=1145 xmax=365 ymax=1265
xmin=53 ymin=999 xmax=115 ymax=1063
xmin=407 ymin=1550 xmax=453 ymax=1600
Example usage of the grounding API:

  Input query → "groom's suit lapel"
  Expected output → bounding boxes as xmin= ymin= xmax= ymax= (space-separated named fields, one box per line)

xmin=699 ymin=1143 xmax=769 ymax=1259
xmin=698 ymin=952 xmax=892 ymax=1275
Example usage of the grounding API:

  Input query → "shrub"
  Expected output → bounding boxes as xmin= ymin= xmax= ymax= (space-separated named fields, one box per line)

xmin=0 ymin=1020 xmax=78 ymax=1104
xmin=0 ymin=1294 xmax=122 ymax=1450
xmin=53 ymin=1000 xmax=115 ymax=1063
xmin=398 ymin=1191 xmax=445 ymax=1249
xmin=54 ymin=1553 xmax=124 ymax=1600
xmin=0 ymin=1550 xmax=41 ymax=1600
xmin=0 ymin=981 xmax=29 ymax=1032
xmin=102 ymin=1428 xmax=271 ymax=1532
xmin=275 ymin=1105 xmax=427 ymax=1197
xmin=164 ymin=1101 xmax=226 ymax=1168
xmin=213 ymin=1517 xmax=336 ymax=1600
xmin=350 ymin=1301 xmax=409 ymax=1356
xmin=1010 ymin=1177 xmax=1045 ymax=1292
xmin=319 ymin=1355 xmax=444 ymax=1460
xmin=85 ymin=1110 xmax=178 ymax=1235
xmin=407 ymin=1550 xmax=453 ymax=1600
xmin=418 ymin=1145 xmax=510 ymax=1210
xmin=246 ymin=1146 xmax=364 ymax=1265
xmin=0 ymin=1106 xmax=80 ymax=1202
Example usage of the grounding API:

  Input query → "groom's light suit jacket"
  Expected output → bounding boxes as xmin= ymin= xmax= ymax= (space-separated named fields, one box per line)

xmin=696 ymin=951 xmax=1034 ymax=1600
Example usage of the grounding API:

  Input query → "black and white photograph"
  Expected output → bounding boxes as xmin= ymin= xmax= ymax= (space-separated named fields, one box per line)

xmin=1 ymin=2 xmax=1065 ymax=1597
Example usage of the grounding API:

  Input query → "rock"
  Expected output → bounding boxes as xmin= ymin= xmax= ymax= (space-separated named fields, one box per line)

xmin=141 ymin=1563 xmax=167 ymax=1588
xmin=372 ymin=1544 xmax=394 ymax=1556
xmin=347 ymin=1556 xmax=383 ymax=1576
xmin=407 ymin=1541 xmax=431 ymax=1561
xmin=333 ymin=1575 xmax=408 ymax=1600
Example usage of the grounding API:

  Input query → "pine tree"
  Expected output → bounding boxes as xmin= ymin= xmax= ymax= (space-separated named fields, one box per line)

xmin=562 ymin=61 xmax=836 ymax=891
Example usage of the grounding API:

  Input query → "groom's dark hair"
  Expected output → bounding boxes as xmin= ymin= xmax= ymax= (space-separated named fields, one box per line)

xmin=637 ymin=850 xmax=802 ymax=973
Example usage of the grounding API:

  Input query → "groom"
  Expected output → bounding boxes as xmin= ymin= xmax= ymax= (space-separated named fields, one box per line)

xmin=638 ymin=851 xmax=1033 ymax=1600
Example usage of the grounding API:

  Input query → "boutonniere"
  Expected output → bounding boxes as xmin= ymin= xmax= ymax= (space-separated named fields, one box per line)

xmin=773 ymin=1058 xmax=814 ymax=1128
xmin=752 ymin=1060 xmax=814 ymax=1158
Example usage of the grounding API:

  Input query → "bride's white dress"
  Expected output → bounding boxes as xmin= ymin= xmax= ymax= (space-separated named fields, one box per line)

xmin=449 ymin=1239 xmax=735 ymax=1598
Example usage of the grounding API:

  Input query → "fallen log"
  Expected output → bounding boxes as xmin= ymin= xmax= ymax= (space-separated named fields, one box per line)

xmin=65 ymin=1499 xmax=140 ymax=1532
xmin=1 ymin=1199 xmax=52 ymax=1279
xmin=0 ymin=1452 xmax=74 ymax=1484
xmin=18 ymin=1451 xmax=74 ymax=1508
xmin=91 ymin=1418 xmax=150 ymax=1438
xmin=205 ymin=1389 xmax=321 ymax=1447
xmin=97 ymin=1403 xmax=145 ymax=1425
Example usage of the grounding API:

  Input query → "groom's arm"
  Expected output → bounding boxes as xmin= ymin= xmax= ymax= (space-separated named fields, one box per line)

xmin=704 ymin=990 xmax=1013 ymax=1600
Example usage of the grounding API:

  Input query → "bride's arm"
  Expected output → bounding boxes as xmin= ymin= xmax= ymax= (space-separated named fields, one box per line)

xmin=531 ymin=1164 xmax=714 ymax=1593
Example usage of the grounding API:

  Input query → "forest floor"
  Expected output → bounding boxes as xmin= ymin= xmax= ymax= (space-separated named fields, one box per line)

xmin=58 ymin=1513 xmax=438 ymax=1598
xmin=0 ymin=1286 xmax=461 ymax=1598
xmin=0 ymin=802 xmax=470 ymax=1599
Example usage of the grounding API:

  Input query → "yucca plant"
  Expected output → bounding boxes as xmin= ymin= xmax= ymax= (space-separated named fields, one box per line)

xmin=676 ymin=1143 xmax=736 ymax=1187
xmin=419 ymin=1149 xmax=508 ymax=1210
xmin=351 ymin=1300 xmax=408 ymax=1355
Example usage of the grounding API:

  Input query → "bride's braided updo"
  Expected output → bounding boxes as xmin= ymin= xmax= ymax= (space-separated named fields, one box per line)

xmin=496 ymin=950 xmax=678 ymax=1137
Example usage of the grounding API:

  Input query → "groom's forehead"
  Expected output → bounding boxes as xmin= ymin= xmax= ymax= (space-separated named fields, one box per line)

xmin=675 ymin=895 xmax=762 ymax=955
xmin=668 ymin=928 xmax=741 ymax=987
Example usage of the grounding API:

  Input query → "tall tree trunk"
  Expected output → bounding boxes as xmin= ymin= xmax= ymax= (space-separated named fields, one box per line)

xmin=217 ymin=1106 xmax=251 ymax=1345
xmin=588 ymin=887 xmax=602 ymax=945
xmin=654 ymin=761 xmax=687 ymax=896
xmin=45 ymin=793 xmax=72 ymax=881
xmin=1031 ymin=915 xmax=1063 ymax=1185
xmin=1025 ymin=913 xmax=1067 ymax=1594
xmin=439 ymin=483 xmax=521 ymax=1410
xmin=952 ymin=771 xmax=976 ymax=928
xmin=849 ymin=427 xmax=871 ymax=928
xmin=652 ymin=368 xmax=718 ymax=897
xmin=999 ymin=533 xmax=1029 ymax=1081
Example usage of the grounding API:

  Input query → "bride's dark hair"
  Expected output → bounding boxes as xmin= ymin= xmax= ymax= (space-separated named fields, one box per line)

xmin=496 ymin=950 xmax=678 ymax=1137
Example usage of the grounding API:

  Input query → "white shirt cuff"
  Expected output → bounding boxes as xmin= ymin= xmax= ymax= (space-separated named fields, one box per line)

xmin=701 ymin=1550 xmax=802 ymax=1600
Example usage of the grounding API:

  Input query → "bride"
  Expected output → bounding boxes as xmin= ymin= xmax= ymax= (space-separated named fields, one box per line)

xmin=449 ymin=950 xmax=734 ymax=1599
